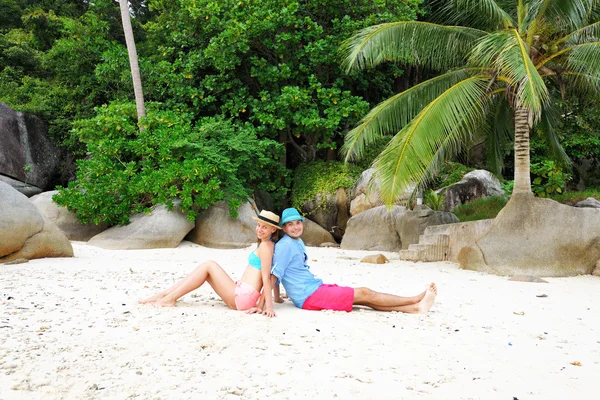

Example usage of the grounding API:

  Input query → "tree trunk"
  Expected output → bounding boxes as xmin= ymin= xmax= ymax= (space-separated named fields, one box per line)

xmin=119 ymin=0 xmax=146 ymax=125
xmin=513 ymin=106 xmax=532 ymax=194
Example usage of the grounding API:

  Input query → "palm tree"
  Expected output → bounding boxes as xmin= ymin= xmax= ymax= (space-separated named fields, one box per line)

xmin=119 ymin=0 xmax=146 ymax=124
xmin=341 ymin=0 xmax=600 ymax=204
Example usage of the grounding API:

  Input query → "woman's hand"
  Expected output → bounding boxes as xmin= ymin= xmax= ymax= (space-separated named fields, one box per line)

xmin=245 ymin=307 xmax=262 ymax=315
xmin=262 ymin=308 xmax=276 ymax=318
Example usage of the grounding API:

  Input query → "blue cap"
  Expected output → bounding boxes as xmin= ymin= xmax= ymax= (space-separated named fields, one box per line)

xmin=280 ymin=208 xmax=305 ymax=226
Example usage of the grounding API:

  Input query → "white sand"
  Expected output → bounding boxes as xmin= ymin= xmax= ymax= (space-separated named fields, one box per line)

xmin=1 ymin=241 xmax=599 ymax=400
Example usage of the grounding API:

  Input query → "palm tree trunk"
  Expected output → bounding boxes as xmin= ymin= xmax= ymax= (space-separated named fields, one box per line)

xmin=513 ymin=106 xmax=532 ymax=194
xmin=119 ymin=0 xmax=146 ymax=125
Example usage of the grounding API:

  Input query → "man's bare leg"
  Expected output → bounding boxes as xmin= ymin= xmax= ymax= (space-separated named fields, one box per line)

xmin=353 ymin=283 xmax=437 ymax=313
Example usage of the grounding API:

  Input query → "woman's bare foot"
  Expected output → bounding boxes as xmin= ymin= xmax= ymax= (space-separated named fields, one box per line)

xmin=416 ymin=287 xmax=437 ymax=313
xmin=153 ymin=295 xmax=177 ymax=307
xmin=138 ymin=293 xmax=165 ymax=304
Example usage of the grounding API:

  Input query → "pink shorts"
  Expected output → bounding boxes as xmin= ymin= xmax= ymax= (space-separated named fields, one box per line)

xmin=302 ymin=284 xmax=354 ymax=312
xmin=234 ymin=281 xmax=260 ymax=311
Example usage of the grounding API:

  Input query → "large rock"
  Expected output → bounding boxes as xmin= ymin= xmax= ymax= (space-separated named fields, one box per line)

xmin=350 ymin=168 xmax=414 ymax=216
xmin=30 ymin=191 xmax=110 ymax=241
xmin=458 ymin=193 xmax=600 ymax=276
xmin=0 ymin=174 xmax=42 ymax=197
xmin=396 ymin=206 xmax=459 ymax=250
xmin=444 ymin=170 xmax=504 ymax=211
xmin=341 ymin=206 xmax=406 ymax=251
xmin=0 ymin=181 xmax=73 ymax=261
xmin=301 ymin=219 xmax=336 ymax=247
xmin=88 ymin=202 xmax=194 ymax=250
xmin=0 ymin=102 xmax=60 ymax=194
xmin=186 ymin=201 xmax=259 ymax=249
xmin=574 ymin=197 xmax=600 ymax=209
xmin=301 ymin=187 xmax=349 ymax=241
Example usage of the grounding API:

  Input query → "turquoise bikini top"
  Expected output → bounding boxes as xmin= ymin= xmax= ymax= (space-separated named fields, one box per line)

xmin=248 ymin=250 xmax=261 ymax=270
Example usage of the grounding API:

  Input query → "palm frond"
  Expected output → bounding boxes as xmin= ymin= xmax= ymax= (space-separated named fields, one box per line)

xmin=527 ymin=0 xmax=595 ymax=33
xmin=536 ymin=101 xmax=572 ymax=168
xmin=566 ymin=41 xmax=600 ymax=79
xmin=471 ymin=29 xmax=549 ymax=118
xmin=562 ymin=71 xmax=600 ymax=99
xmin=341 ymin=68 xmax=491 ymax=162
xmin=430 ymin=0 xmax=514 ymax=30
xmin=340 ymin=21 xmax=485 ymax=73
xmin=484 ymin=94 xmax=513 ymax=175
xmin=559 ymin=21 xmax=600 ymax=45
xmin=373 ymin=76 xmax=491 ymax=204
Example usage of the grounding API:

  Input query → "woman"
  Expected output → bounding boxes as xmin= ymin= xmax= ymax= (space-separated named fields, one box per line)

xmin=139 ymin=210 xmax=280 ymax=317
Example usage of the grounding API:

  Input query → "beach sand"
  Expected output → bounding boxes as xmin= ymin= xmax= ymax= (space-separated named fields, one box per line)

xmin=1 ymin=241 xmax=599 ymax=400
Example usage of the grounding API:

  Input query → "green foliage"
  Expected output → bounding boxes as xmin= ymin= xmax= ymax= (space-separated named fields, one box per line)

xmin=53 ymin=101 xmax=286 ymax=225
xmin=143 ymin=0 xmax=420 ymax=163
xmin=546 ymin=189 xmax=600 ymax=205
xmin=341 ymin=0 xmax=600 ymax=202
xmin=430 ymin=161 xmax=474 ymax=189
xmin=290 ymin=161 xmax=361 ymax=213
xmin=451 ymin=195 xmax=507 ymax=222
xmin=530 ymin=160 xmax=572 ymax=197
xmin=500 ymin=180 xmax=514 ymax=196
xmin=423 ymin=189 xmax=445 ymax=211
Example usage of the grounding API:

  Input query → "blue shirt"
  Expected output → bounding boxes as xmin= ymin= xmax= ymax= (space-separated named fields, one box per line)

xmin=271 ymin=235 xmax=322 ymax=308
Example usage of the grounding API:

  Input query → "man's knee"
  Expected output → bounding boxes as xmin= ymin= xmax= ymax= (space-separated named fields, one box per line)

xmin=354 ymin=287 xmax=374 ymax=303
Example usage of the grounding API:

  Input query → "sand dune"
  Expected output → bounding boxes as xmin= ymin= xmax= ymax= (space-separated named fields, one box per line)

xmin=1 ymin=241 xmax=599 ymax=399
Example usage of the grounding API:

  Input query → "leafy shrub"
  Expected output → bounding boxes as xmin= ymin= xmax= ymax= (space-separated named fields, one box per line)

xmin=500 ymin=180 xmax=514 ymax=196
xmin=451 ymin=196 xmax=508 ymax=222
xmin=423 ymin=189 xmax=445 ymax=211
xmin=290 ymin=161 xmax=362 ymax=213
xmin=53 ymin=101 xmax=286 ymax=225
xmin=430 ymin=161 xmax=474 ymax=189
xmin=546 ymin=189 xmax=600 ymax=205
xmin=530 ymin=160 xmax=572 ymax=197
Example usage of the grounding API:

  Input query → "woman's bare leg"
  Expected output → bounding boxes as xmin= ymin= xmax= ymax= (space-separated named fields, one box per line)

xmin=140 ymin=261 xmax=237 ymax=308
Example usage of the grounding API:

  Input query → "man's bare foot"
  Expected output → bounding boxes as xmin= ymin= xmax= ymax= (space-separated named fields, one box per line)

xmin=429 ymin=282 xmax=438 ymax=294
xmin=274 ymin=297 xmax=284 ymax=304
xmin=416 ymin=288 xmax=436 ymax=313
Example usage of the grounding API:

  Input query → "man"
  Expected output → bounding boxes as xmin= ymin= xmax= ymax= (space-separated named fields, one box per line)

xmin=270 ymin=208 xmax=437 ymax=313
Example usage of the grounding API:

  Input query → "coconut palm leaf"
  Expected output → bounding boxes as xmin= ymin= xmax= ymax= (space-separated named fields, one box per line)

xmin=471 ymin=29 xmax=549 ymax=117
xmin=431 ymin=0 xmax=514 ymax=30
xmin=341 ymin=68 xmax=489 ymax=162
xmin=562 ymin=71 xmax=600 ymax=98
xmin=559 ymin=21 xmax=600 ymax=45
xmin=373 ymin=76 xmax=490 ymax=204
xmin=537 ymin=101 xmax=571 ymax=167
xmin=340 ymin=21 xmax=485 ymax=73
xmin=566 ymin=41 xmax=600 ymax=78
xmin=484 ymin=94 xmax=513 ymax=175
xmin=527 ymin=0 xmax=595 ymax=33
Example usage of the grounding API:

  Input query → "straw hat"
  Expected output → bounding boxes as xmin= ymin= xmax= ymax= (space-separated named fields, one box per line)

xmin=252 ymin=210 xmax=282 ymax=229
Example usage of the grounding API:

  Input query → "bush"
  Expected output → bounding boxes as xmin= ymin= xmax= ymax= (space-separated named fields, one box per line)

xmin=451 ymin=196 xmax=508 ymax=222
xmin=53 ymin=101 xmax=286 ymax=225
xmin=290 ymin=161 xmax=362 ymax=213
xmin=546 ymin=189 xmax=600 ymax=205
xmin=423 ymin=189 xmax=445 ymax=211
xmin=430 ymin=161 xmax=474 ymax=189
xmin=530 ymin=160 xmax=572 ymax=197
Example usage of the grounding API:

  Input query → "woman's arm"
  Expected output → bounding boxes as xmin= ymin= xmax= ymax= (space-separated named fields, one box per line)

xmin=258 ymin=241 xmax=276 ymax=317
